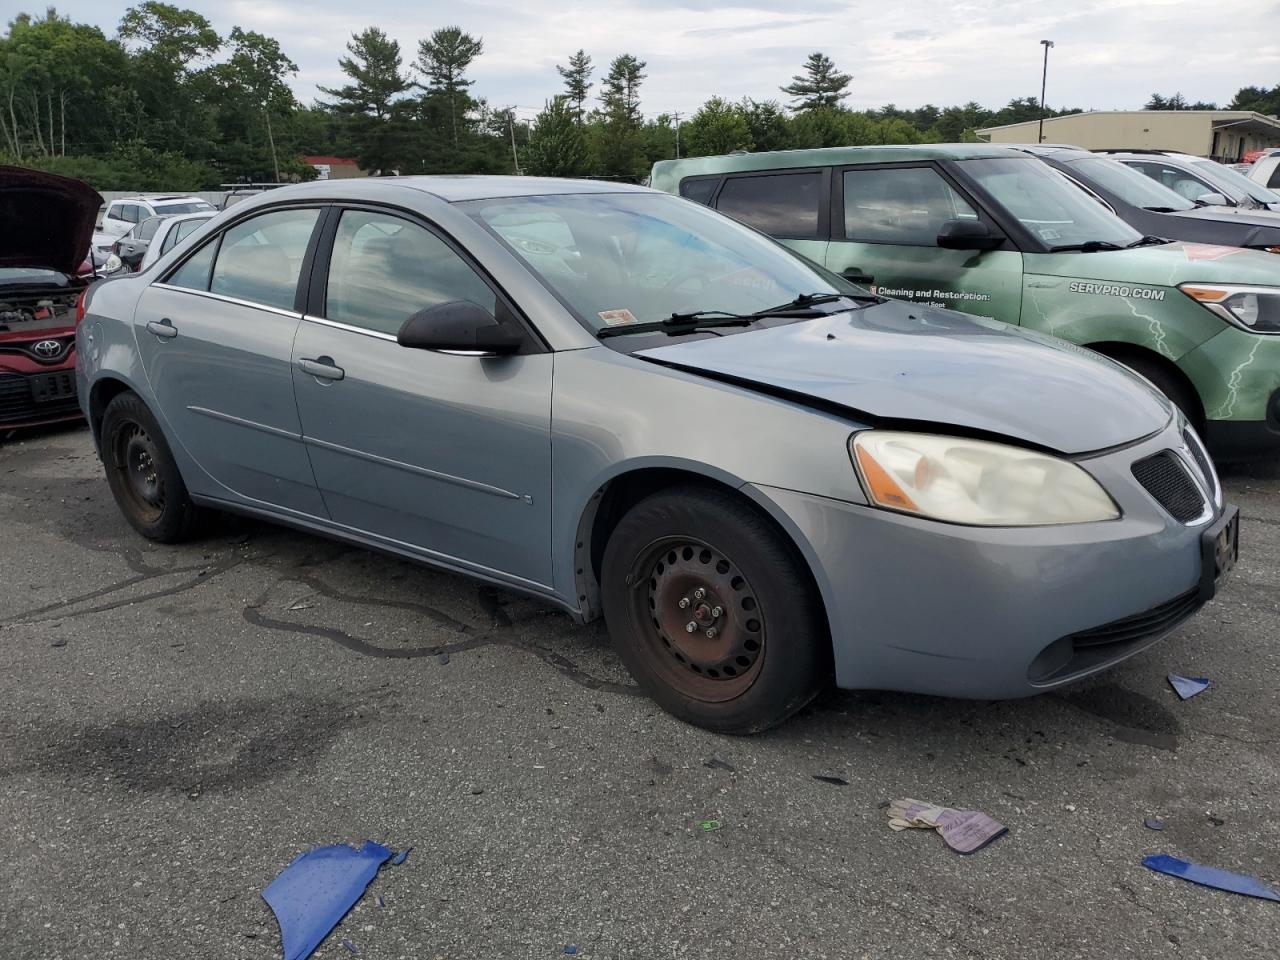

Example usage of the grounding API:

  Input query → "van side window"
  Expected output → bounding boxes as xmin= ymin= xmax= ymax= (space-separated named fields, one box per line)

xmin=715 ymin=172 xmax=822 ymax=239
xmin=679 ymin=178 xmax=718 ymax=206
xmin=842 ymin=167 xmax=978 ymax=246
xmin=1268 ymin=166 xmax=1280 ymax=190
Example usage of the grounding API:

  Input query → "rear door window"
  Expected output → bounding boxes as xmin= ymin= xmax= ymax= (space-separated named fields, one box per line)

xmin=842 ymin=166 xmax=979 ymax=246
xmin=1124 ymin=161 xmax=1219 ymax=202
xmin=208 ymin=208 xmax=320 ymax=311
xmin=714 ymin=171 xmax=823 ymax=239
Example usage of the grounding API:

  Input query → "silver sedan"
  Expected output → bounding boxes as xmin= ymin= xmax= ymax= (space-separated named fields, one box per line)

xmin=77 ymin=177 xmax=1238 ymax=732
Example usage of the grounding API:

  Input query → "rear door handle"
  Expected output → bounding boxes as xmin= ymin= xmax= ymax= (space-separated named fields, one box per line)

xmin=298 ymin=356 xmax=345 ymax=381
xmin=841 ymin=270 xmax=875 ymax=286
xmin=146 ymin=319 xmax=178 ymax=339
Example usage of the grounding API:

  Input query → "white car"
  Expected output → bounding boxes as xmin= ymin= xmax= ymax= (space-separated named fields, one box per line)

xmin=1100 ymin=150 xmax=1280 ymax=211
xmin=136 ymin=212 xmax=216 ymax=271
xmin=1248 ymin=150 xmax=1280 ymax=192
xmin=98 ymin=195 xmax=216 ymax=240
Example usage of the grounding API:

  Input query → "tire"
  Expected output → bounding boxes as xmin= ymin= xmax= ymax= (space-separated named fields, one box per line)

xmin=601 ymin=485 xmax=829 ymax=734
xmin=1115 ymin=353 xmax=1203 ymax=430
xmin=100 ymin=391 xmax=203 ymax=542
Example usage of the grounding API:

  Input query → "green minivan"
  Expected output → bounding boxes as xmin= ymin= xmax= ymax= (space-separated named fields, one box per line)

xmin=650 ymin=145 xmax=1280 ymax=457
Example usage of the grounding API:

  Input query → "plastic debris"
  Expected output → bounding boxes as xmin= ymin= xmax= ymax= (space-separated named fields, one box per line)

xmin=887 ymin=798 xmax=1007 ymax=854
xmin=1168 ymin=674 xmax=1210 ymax=700
xmin=261 ymin=840 xmax=393 ymax=960
xmin=341 ymin=939 xmax=359 ymax=955
xmin=1142 ymin=854 xmax=1280 ymax=901
xmin=703 ymin=758 xmax=735 ymax=772
xmin=376 ymin=895 xmax=385 ymax=908
xmin=564 ymin=946 xmax=579 ymax=955
xmin=1144 ymin=817 xmax=1166 ymax=831
xmin=813 ymin=775 xmax=849 ymax=786
xmin=700 ymin=820 xmax=721 ymax=832
xmin=390 ymin=847 xmax=412 ymax=866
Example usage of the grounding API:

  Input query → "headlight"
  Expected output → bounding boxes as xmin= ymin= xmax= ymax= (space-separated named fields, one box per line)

xmin=1181 ymin=283 xmax=1280 ymax=333
xmin=850 ymin=431 xmax=1120 ymax=526
xmin=102 ymin=253 xmax=124 ymax=274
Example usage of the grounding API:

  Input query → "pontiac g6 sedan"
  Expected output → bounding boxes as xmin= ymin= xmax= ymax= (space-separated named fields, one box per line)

xmin=78 ymin=177 xmax=1238 ymax=733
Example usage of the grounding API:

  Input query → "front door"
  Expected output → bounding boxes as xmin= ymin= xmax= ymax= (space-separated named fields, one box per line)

xmin=827 ymin=164 xmax=1024 ymax=321
xmin=133 ymin=206 xmax=327 ymax=516
xmin=291 ymin=207 xmax=554 ymax=589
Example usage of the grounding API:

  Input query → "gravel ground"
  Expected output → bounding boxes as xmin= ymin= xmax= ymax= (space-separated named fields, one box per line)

xmin=1 ymin=423 xmax=1277 ymax=960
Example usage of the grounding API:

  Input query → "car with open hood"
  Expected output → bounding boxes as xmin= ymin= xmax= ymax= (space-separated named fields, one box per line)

xmin=0 ymin=165 xmax=105 ymax=432
xmin=652 ymin=145 xmax=1280 ymax=459
xmin=78 ymin=176 xmax=1238 ymax=732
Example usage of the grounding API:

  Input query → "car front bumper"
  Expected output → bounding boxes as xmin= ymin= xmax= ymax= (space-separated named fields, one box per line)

xmin=749 ymin=423 xmax=1232 ymax=699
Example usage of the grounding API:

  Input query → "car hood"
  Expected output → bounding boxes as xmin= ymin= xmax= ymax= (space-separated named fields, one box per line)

xmin=0 ymin=165 xmax=103 ymax=273
xmin=1025 ymin=240 xmax=1280 ymax=286
xmin=1176 ymin=205 xmax=1280 ymax=245
xmin=636 ymin=302 xmax=1171 ymax=456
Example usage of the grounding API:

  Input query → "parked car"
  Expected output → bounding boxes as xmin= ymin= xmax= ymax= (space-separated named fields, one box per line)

xmin=651 ymin=145 xmax=1280 ymax=458
xmin=79 ymin=176 xmax=1238 ymax=732
xmin=1012 ymin=145 xmax=1280 ymax=251
xmin=136 ymin=212 xmax=216 ymax=271
xmin=112 ymin=215 xmax=171 ymax=271
xmin=1247 ymin=149 xmax=1280 ymax=191
xmin=1099 ymin=150 xmax=1280 ymax=211
xmin=0 ymin=165 xmax=103 ymax=431
xmin=98 ymin=195 xmax=216 ymax=239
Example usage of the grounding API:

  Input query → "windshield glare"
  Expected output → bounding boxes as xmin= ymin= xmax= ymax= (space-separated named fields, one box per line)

xmin=961 ymin=157 xmax=1143 ymax=249
xmin=155 ymin=201 xmax=214 ymax=215
xmin=1192 ymin=159 xmax=1280 ymax=204
xmin=1068 ymin=157 xmax=1195 ymax=211
xmin=465 ymin=193 xmax=849 ymax=332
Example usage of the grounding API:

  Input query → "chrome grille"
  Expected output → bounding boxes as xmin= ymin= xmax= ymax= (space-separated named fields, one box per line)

xmin=1132 ymin=451 xmax=1206 ymax=523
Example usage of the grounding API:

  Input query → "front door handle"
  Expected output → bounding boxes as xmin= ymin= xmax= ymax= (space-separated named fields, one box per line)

xmin=146 ymin=318 xmax=178 ymax=339
xmin=298 ymin=356 xmax=345 ymax=381
xmin=841 ymin=270 xmax=875 ymax=286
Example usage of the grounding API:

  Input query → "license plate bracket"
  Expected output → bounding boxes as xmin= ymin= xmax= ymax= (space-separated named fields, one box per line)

xmin=1199 ymin=504 xmax=1240 ymax=602
xmin=30 ymin=372 xmax=76 ymax=403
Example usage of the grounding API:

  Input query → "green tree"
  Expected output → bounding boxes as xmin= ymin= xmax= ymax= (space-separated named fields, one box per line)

xmin=211 ymin=28 xmax=298 ymax=181
xmin=523 ymin=96 xmax=586 ymax=176
xmin=1145 ymin=92 xmax=1217 ymax=110
xmin=788 ymin=106 xmax=852 ymax=148
xmin=683 ymin=96 xmax=751 ymax=156
xmin=739 ymin=98 xmax=789 ymax=152
xmin=1230 ymin=84 xmax=1280 ymax=115
xmin=556 ymin=49 xmax=592 ymax=123
xmin=594 ymin=53 xmax=647 ymax=177
xmin=319 ymin=27 xmax=410 ymax=173
xmin=780 ymin=52 xmax=851 ymax=112
xmin=415 ymin=26 xmax=483 ymax=147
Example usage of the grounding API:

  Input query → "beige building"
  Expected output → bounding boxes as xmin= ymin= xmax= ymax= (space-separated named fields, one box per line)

xmin=976 ymin=110 xmax=1280 ymax=161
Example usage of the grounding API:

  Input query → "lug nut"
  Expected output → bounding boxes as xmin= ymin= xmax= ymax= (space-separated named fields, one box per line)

xmin=678 ymin=597 xmax=690 ymax=609
xmin=685 ymin=622 xmax=697 ymax=633
xmin=711 ymin=606 xmax=723 ymax=618
xmin=705 ymin=627 xmax=718 ymax=639
xmin=693 ymin=588 xmax=706 ymax=600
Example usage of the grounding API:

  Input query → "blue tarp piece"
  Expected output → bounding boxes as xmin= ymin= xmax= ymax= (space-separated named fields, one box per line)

xmin=1143 ymin=854 xmax=1280 ymax=902
xmin=262 ymin=841 xmax=394 ymax=960
xmin=391 ymin=847 xmax=412 ymax=866
xmin=1168 ymin=674 xmax=1210 ymax=700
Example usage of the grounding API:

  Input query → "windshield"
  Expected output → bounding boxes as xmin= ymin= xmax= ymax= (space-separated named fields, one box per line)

xmin=1192 ymin=159 xmax=1280 ymax=205
xmin=961 ymin=157 xmax=1143 ymax=249
xmin=154 ymin=201 xmax=214 ymax=215
xmin=464 ymin=192 xmax=852 ymax=332
xmin=1067 ymin=157 xmax=1195 ymax=211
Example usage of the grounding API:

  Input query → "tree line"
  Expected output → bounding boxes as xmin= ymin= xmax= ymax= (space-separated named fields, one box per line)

xmin=3 ymin=5 xmax=1277 ymax=190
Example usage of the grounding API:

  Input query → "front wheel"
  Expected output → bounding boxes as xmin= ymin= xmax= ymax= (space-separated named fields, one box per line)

xmin=600 ymin=486 xmax=829 ymax=734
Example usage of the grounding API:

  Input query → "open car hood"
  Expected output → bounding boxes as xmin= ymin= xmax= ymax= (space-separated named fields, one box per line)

xmin=0 ymin=165 xmax=103 ymax=274
xmin=636 ymin=301 xmax=1172 ymax=456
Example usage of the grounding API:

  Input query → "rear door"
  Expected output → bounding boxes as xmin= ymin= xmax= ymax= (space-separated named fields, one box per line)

xmin=710 ymin=169 xmax=830 ymax=266
xmin=826 ymin=163 xmax=1023 ymax=321
xmin=291 ymin=206 xmax=555 ymax=588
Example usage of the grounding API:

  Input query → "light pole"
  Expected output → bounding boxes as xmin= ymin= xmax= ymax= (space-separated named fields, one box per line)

xmin=1038 ymin=40 xmax=1055 ymax=144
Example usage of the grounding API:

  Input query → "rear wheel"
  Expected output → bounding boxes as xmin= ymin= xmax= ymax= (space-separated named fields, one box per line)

xmin=101 ymin=391 xmax=203 ymax=542
xmin=601 ymin=486 xmax=829 ymax=734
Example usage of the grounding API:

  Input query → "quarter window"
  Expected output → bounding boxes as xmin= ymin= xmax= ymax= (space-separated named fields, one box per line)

xmin=843 ymin=167 xmax=979 ymax=246
xmin=715 ymin=171 xmax=823 ymax=239
xmin=324 ymin=209 xmax=497 ymax=336
xmin=208 ymin=208 xmax=320 ymax=311
xmin=679 ymin=178 xmax=719 ymax=206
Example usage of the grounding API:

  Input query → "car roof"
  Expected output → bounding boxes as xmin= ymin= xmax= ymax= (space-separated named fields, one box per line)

xmin=247 ymin=175 xmax=655 ymax=204
xmin=1097 ymin=151 xmax=1202 ymax=163
xmin=651 ymin=143 xmax=1028 ymax=180
xmin=1005 ymin=144 xmax=1095 ymax=161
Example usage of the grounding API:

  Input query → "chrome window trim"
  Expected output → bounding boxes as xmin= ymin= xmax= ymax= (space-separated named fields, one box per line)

xmin=301 ymin=314 xmax=398 ymax=343
xmin=151 ymin=283 xmax=303 ymax=319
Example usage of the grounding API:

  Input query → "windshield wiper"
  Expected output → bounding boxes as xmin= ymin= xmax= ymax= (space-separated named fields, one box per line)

xmin=1127 ymin=235 xmax=1171 ymax=248
xmin=1142 ymin=206 xmax=1182 ymax=213
xmin=597 ymin=315 xmax=756 ymax=339
xmin=1047 ymin=240 xmax=1126 ymax=253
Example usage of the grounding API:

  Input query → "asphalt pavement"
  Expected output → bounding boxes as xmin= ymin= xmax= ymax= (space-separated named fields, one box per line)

xmin=2 ymin=423 xmax=1278 ymax=959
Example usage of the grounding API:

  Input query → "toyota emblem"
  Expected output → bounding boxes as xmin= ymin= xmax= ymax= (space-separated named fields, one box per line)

xmin=32 ymin=339 xmax=64 ymax=359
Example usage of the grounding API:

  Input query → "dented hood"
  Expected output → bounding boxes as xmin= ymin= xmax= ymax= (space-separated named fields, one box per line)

xmin=636 ymin=302 xmax=1172 ymax=456
xmin=0 ymin=165 xmax=103 ymax=274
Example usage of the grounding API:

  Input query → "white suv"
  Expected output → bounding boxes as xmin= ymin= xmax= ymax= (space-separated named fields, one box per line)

xmin=98 ymin=195 xmax=217 ymax=239
xmin=1248 ymin=150 xmax=1280 ymax=191
xmin=1099 ymin=150 xmax=1280 ymax=211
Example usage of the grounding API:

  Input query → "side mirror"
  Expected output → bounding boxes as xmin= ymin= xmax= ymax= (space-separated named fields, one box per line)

xmin=937 ymin=219 xmax=1003 ymax=251
xmin=1196 ymin=192 xmax=1230 ymax=207
xmin=397 ymin=300 xmax=525 ymax=355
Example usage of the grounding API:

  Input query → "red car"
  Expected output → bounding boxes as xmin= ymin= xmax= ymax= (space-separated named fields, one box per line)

xmin=0 ymin=166 xmax=104 ymax=431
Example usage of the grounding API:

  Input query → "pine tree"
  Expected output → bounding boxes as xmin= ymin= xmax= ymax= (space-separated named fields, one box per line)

xmin=523 ymin=97 xmax=587 ymax=176
xmin=318 ymin=27 xmax=410 ymax=173
xmin=600 ymin=54 xmax=646 ymax=125
xmin=556 ymin=49 xmax=592 ymax=123
xmin=780 ymin=52 xmax=851 ymax=112
xmin=415 ymin=26 xmax=483 ymax=146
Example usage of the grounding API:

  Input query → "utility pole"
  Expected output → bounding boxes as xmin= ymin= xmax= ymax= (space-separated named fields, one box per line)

xmin=508 ymin=110 xmax=521 ymax=175
xmin=1038 ymin=40 xmax=1055 ymax=144
xmin=672 ymin=111 xmax=682 ymax=159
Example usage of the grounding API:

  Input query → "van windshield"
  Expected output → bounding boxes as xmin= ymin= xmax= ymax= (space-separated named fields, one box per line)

xmin=1192 ymin=159 xmax=1280 ymax=205
xmin=961 ymin=157 xmax=1143 ymax=250
xmin=1066 ymin=157 xmax=1195 ymax=212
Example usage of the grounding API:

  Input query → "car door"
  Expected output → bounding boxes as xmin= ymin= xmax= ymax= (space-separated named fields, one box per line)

xmin=711 ymin=169 xmax=830 ymax=266
xmin=133 ymin=205 xmax=328 ymax=517
xmin=291 ymin=206 xmax=554 ymax=588
xmin=826 ymin=164 xmax=1024 ymax=321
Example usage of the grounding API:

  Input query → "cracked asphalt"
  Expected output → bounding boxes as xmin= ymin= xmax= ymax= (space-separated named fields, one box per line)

xmin=1 ymin=423 xmax=1278 ymax=959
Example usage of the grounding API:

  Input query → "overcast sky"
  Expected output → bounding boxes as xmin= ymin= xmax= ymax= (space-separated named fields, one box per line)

xmin=43 ymin=0 xmax=1280 ymax=120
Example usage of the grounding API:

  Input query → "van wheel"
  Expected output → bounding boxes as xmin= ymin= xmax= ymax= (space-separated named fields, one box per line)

xmin=101 ymin=391 xmax=203 ymax=542
xmin=601 ymin=486 xmax=829 ymax=734
xmin=1115 ymin=354 xmax=1204 ymax=430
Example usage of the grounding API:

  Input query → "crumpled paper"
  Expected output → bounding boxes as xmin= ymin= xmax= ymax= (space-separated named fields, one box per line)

xmin=887 ymin=798 xmax=1008 ymax=854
